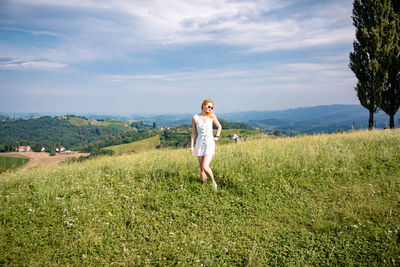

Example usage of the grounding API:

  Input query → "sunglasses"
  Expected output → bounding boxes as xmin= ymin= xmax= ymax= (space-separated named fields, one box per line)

xmin=206 ymin=105 xmax=214 ymax=109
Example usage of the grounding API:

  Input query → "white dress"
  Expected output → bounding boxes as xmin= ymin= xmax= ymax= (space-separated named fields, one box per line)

xmin=194 ymin=114 xmax=215 ymax=156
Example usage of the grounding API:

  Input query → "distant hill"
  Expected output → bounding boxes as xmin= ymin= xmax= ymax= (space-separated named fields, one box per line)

xmin=222 ymin=105 xmax=400 ymax=133
xmin=2 ymin=104 xmax=399 ymax=133
xmin=122 ymin=104 xmax=400 ymax=133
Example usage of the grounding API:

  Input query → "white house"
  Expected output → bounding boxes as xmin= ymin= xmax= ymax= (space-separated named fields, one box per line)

xmin=231 ymin=133 xmax=239 ymax=140
xmin=16 ymin=146 xmax=31 ymax=152
xmin=56 ymin=146 xmax=65 ymax=152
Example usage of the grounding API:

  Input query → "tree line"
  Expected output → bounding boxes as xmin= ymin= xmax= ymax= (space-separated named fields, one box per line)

xmin=216 ymin=118 xmax=253 ymax=130
xmin=350 ymin=0 xmax=400 ymax=129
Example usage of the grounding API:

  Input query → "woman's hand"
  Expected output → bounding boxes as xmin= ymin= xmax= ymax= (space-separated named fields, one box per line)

xmin=214 ymin=136 xmax=219 ymax=141
xmin=190 ymin=147 xmax=195 ymax=156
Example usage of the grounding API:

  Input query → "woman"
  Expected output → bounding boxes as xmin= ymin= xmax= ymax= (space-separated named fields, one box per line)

xmin=191 ymin=99 xmax=222 ymax=190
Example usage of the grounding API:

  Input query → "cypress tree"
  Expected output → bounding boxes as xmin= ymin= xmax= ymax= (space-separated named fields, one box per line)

xmin=349 ymin=0 xmax=390 ymax=129
xmin=381 ymin=0 xmax=400 ymax=128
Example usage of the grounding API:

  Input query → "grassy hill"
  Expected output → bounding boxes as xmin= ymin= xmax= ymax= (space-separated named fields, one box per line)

xmin=68 ymin=117 xmax=90 ymax=126
xmin=1 ymin=129 xmax=399 ymax=265
xmin=103 ymin=135 xmax=160 ymax=155
xmin=69 ymin=117 xmax=129 ymax=132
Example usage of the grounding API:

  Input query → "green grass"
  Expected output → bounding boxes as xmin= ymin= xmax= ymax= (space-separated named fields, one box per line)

xmin=0 ymin=129 xmax=399 ymax=265
xmin=106 ymin=123 xmax=129 ymax=132
xmin=92 ymin=119 xmax=129 ymax=132
xmin=68 ymin=117 xmax=89 ymax=126
xmin=0 ymin=155 xmax=29 ymax=174
xmin=69 ymin=117 xmax=128 ymax=132
xmin=103 ymin=135 xmax=160 ymax=155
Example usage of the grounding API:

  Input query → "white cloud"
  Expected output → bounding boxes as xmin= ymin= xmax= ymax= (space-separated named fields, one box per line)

xmin=1 ymin=0 xmax=358 ymax=113
xmin=99 ymin=68 xmax=255 ymax=83
xmin=99 ymin=59 xmax=355 ymax=94
xmin=0 ymin=58 xmax=67 ymax=70
xmin=1 ymin=0 xmax=354 ymax=63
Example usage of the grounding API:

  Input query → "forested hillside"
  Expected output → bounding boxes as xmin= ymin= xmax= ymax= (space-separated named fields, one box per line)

xmin=0 ymin=116 xmax=125 ymax=151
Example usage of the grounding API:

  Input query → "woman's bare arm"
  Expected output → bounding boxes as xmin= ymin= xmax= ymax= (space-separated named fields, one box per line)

xmin=213 ymin=116 xmax=222 ymax=138
xmin=190 ymin=117 xmax=197 ymax=155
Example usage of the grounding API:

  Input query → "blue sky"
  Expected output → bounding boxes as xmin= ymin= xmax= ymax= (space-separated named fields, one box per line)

xmin=0 ymin=0 xmax=356 ymax=115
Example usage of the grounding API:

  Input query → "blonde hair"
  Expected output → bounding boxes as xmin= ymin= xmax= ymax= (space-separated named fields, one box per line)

xmin=201 ymin=98 xmax=215 ymax=118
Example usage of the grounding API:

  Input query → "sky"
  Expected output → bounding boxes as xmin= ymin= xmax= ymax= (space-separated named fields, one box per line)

xmin=0 ymin=0 xmax=357 ymax=115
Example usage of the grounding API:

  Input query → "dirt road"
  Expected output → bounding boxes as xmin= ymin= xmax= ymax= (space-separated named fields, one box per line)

xmin=1 ymin=151 xmax=90 ymax=171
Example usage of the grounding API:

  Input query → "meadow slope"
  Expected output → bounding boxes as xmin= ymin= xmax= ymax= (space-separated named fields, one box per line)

xmin=103 ymin=135 xmax=160 ymax=155
xmin=0 ymin=129 xmax=399 ymax=265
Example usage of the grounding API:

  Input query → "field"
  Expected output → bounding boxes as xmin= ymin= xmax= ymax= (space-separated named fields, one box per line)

xmin=0 ymin=129 xmax=399 ymax=265
xmin=0 ymin=152 xmax=89 ymax=172
xmin=103 ymin=135 xmax=160 ymax=155
xmin=68 ymin=117 xmax=90 ymax=126
xmin=217 ymin=129 xmax=265 ymax=144
xmin=0 ymin=155 xmax=29 ymax=173
xmin=69 ymin=117 xmax=129 ymax=132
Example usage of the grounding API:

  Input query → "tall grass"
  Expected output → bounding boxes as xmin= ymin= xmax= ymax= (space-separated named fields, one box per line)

xmin=0 ymin=129 xmax=399 ymax=265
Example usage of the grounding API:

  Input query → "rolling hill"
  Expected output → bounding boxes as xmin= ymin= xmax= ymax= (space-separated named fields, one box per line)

xmin=2 ymin=104 xmax=399 ymax=136
xmin=102 ymin=135 xmax=161 ymax=155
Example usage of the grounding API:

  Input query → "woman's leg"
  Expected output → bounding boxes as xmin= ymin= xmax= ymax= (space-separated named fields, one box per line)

xmin=201 ymin=154 xmax=216 ymax=186
xmin=197 ymin=156 xmax=207 ymax=182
